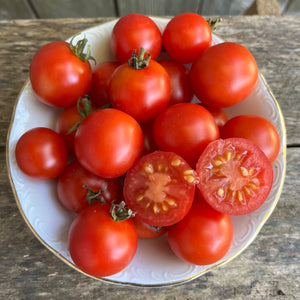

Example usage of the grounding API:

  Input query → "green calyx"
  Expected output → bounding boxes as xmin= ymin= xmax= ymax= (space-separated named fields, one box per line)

xmin=128 ymin=47 xmax=151 ymax=70
xmin=69 ymin=35 xmax=96 ymax=63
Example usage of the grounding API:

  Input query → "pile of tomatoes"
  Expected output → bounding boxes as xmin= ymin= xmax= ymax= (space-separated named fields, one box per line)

xmin=15 ymin=13 xmax=280 ymax=278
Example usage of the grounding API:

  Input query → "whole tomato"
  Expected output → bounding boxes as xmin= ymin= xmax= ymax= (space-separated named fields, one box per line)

xmin=74 ymin=108 xmax=143 ymax=178
xmin=15 ymin=127 xmax=67 ymax=180
xmin=158 ymin=59 xmax=193 ymax=106
xmin=110 ymin=14 xmax=162 ymax=63
xmin=68 ymin=202 xmax=138 ymax=277
xmin=88 ymin=61 xmax=120 ymax=107
xmin=168 ymin=190 xmax=233 ymax=265
xmin=109 ymin=48 xmax=171 ymax=123
xmin=57 ymin=160 xmax=123 ymax=214
xmin=162 ymin=13 xmax=212 ymax=64
xmin=30 ymin=38 xmax=93 ymax=107
xmin=153 ymin=103 xmax=219 ymax=168
xmin=221 ymin=115 xmax=280 ymax=163
xmin=189 ymin=42 xmax=258 ymax=108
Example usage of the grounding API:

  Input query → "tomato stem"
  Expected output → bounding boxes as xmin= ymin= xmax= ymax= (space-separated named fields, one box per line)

xmin=207 ymin=17 xmax=222 ymax=32
xmin=69 ymin=35 xmax=96 ymax=64
xmin=128 ymin=48 xmax=151 ymax=69
xmin=110 ymin=201 xmax=136 ymax=222
xmin=83 ymin=184 xmax=108 ymax=205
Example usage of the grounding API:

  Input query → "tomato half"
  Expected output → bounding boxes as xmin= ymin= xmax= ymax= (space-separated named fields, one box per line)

xmin=68 ymin=203 xmax=138 ymax=277
xmin=110 ymin=14 xmax=162 ymax=63
xmin=30 ymin=40 xmax=92 ymax=107
xmin=196 ymin=138 xmax=273 ymax=215
xmin=221 ymin=115 xmax=280 ymax=163
xmin=162 ymin=13 xmax=212 ymax=64
xmin=15 ymin=127 xmax=67 ymax=180
xmin=153 ymin=103 xmax=219 ymax=168
xmin=57 ymin=160 xmax=122 ymax=214
xmin=168 ymin=189 xmax=233 ymax=265
xmin=123 ymin=151 xmax=196 ymax=227
xmin=74 ymin=108 xmax=143 ymax=178
xmin=109 ymin=52 xmax=171 ymax=123
xmin=189 ymin=42 xmax=258 ymax=108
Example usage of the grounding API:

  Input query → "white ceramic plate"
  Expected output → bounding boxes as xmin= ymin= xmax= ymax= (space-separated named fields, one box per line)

xmin=7 ymin=17 xmax=286 ymax=287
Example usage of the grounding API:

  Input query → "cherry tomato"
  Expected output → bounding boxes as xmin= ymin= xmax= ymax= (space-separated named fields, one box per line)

xmin=109 ymin=50 xmax=171 ymax=123
xmin=55 ymin=98 xmax=97 ymax=157
xmin=30 ymin=39 xmax=93 ymax=107
xmin=110 ymin=14 xmax=162 ymax=63
xmin=153 ymin=103 xmax=219 ymax=168
xmin=15 ymin=127 xmax=67 ymax=180
xmin=141 ymin=121 xmax=158 ymax=155
xmin=189 ymin=42 xmax=258 ymax=108
xmin=88 ymin=61 xmax=120 ymax=107
xmin=158 ymin=59 xmax=193 ymax=106
xmin=68 ymin=203 xmax=138 ymax=277
xmin=196 ymin=138 xmax=273 ymax=215
xmin=132 ymin=217 xmax=167 ymax=239
xmin=221 ymin=115 xmax=280 ymax=163
xmin=74 ymin=108 xmax=143 ymax=178
xmin=57 ymin=160 xmax=122 ymax=214
xmin=168 ymin=189 xmax=233 ymax=265
xmin=162 ymin=13 xmax=212 ymax=64
xmin=123 ymin=151 xmax=196 ymax=227
xmin=200 ymin=104 xmax=228 ymax=129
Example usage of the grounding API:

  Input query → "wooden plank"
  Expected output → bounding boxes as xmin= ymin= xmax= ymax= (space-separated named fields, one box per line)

xmin=30 ymin=0 xmax=116 ymax=18
xmin=285 ymin=0 xmax=300 ymax=14
xmin=0 ymin=0 xmax=35 ymax=19
xmin=200 ymin=0 xmax=253 ymax=15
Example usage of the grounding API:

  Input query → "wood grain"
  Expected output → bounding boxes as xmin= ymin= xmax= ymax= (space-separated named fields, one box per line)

xmin=1 ymin=16 xmax=299 ymax=299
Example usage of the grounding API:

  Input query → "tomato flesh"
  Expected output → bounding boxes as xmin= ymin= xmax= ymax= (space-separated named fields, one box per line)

xmin=196 ymin=138 xmax=273 ymax=215
xmin=124 ymin=151 xmax=196 ymax=226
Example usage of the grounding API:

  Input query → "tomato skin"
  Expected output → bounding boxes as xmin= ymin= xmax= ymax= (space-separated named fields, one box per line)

xmin=141 ymin=121 xmax=158 ymax=155
xmin=15 ymin=127 xmax=67 ymax=180
xmin=168 ymin=190 xmax=233 ymax=265
xmin=88 ymin=61 xmax=120 ymax=107
xmin=132 ymin=217 xmax=167 ymax=239
xmin=30 ymin=41 xmax=92 ymax=108
xmin=124 ymin=151 xmax=196 ymax=227
xmin=153 ymin=103 xmax=219 ymax=168
xmin=200 ymin=104 xmax=228 ymax=129
xmin=196 ymin=138 xmax=273 ymax=215
xmin=189 ymin=42 xmax=258 ymax=108
xmin=158 ymin=59 xmax=193 ymax=106
xmin=110 ymin=14 xmax=162 ymax=63
xmin=162 ymin=13 xmax=212 ymax=64
xmin=74 ymin=108 xmax=143 ymax=178
xmin=68 ymin=203 xmax=138 ymax=277
xmin=109 ymin=59 xmax=171 ymax=123
xmin=57 ymin=160 xmax=122 ymax=214
xmin=221 ymin=115 xmax=280 ymax=163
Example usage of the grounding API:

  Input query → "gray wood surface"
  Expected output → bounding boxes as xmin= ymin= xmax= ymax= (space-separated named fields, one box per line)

xmin=1 ymin=16 xmax=299 ymax=299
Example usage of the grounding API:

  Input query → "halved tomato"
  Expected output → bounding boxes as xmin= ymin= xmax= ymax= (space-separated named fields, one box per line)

xmin=196 ymin=138 xmax=273 ymax=215
xmin=123 ymin=151 xmax=196 ymax=226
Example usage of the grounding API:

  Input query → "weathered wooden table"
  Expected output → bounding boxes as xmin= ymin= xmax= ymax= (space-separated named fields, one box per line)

xmin=1 ymin=16 xmax=299 ymax=299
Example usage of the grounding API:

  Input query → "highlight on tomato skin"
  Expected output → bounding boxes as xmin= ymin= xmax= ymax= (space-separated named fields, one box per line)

xmin=196 ymin=138 xmax=273 ymax=216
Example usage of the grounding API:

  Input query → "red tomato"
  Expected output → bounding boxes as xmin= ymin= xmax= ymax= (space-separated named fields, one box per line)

xmin=88 ymin=61 xmax=120 ymax=107
xmin=162 ymin=13 xmax=212 ymax=64
xmin=221 ymin=115 xmax=280 ymax=163
xmin=158 ymin=59 xmax=193 ymax=106
xmin=55 ymin=99 xmax=97 ymax=157
xmin=110 ymin=14 xmax=162 ymax=63
xmin=15 ymin=127 xmax=67 ymax=180
xmin=153 ymin=103 xmax=219 ymax=168
xmin=109 ymin=51 xmax=171 ymax=123
xmin=74 ymin=108 xmax=143 ymax=178
xmin=57 ymin=160 xmax=122 ymax=214
xmin=123 ymin=151 xmax=196 ymax=227
xmin=141 ymin=121 xmax=158 ymax=155
xmin=196 ymin=138 xmax=273 ymax=215
xmin=200 ymin=104 xmax=228 ymax=129
xmin=68 ymin=203 xmax=138 ymax=277
xmin=189 ymin=42 xmax=258 ymax=108
xmin=168 ymin=190 xmax=233 ymax=265
xmin=132 ymin=217 xmax=167 ymax=239
xmin=30 ymin=39 xmax=93 ymax=107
